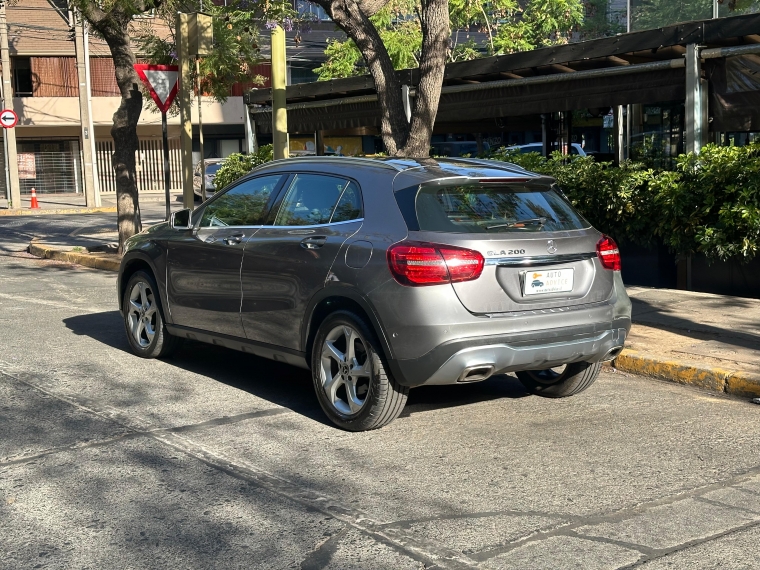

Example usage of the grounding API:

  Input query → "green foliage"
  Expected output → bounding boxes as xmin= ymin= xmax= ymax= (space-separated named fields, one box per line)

xmin=213 ymin=145 xmax=274 ymax=191
xmin=315 ymin=5 xmax=422 ymax=80
xmin=489 ymin=144 xmax=760 ymax=263
xmin=664 ymin=145 xmax=760 ymax=261
xmin=493 ymin=0 xmax=584 ymax=53
xmin=134 ymin=0 xmax=278 ymax=111
xmin=449 ymin=38 xmax=482 ymax=62
xmin=316 ymin=38 xmax=364 ymax=80
xmin=315 ymin=0 xmax=585 ymax=80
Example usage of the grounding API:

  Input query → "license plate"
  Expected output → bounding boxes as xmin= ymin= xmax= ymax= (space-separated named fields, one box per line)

xmin=523 ymin=268 xmax=574 ymax=296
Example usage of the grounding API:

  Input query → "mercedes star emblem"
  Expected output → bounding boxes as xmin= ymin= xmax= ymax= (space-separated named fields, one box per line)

xmin=547 ymin=240 xmax=557 ymax=254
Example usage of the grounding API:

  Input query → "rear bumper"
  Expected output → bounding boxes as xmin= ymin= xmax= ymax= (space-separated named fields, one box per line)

xmin=376 ymin=268 xmax=632 ymax=387
xmin=389 ymin=319 xmax=629 ymax=387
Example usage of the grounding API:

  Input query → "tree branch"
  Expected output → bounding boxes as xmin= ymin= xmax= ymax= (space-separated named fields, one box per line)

xmin=72 ymin=0 xmax=107 ymax=26
xmin=355 ymin=0 xmax=393 ymax=17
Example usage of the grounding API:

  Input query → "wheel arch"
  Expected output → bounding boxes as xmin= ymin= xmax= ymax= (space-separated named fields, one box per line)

xmin=119 ymin=253 xmax=169 ymax=320
xmin=303 ymin=288 xmax=394 ymax=366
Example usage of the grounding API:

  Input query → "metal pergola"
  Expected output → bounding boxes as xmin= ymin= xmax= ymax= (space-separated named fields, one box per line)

xmin=245 ymin=13 xmax=760 ymax=155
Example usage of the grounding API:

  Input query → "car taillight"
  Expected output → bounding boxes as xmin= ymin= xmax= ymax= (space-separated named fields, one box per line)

xmin=387 ymin=242 xmax=485 ymax=286
xmin=596 ymin=235 xmax=621 ymax=271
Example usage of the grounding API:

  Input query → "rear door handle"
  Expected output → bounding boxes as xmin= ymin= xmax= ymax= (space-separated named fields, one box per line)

xmin=223 ymin=233 xmax=245 ymax=245
xmin=300 ymin=236 xmax=327 ymax=249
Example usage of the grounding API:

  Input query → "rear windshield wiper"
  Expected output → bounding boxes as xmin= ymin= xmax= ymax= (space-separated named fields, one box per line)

xmin=487 ymin=217 xmax=548 ymax=230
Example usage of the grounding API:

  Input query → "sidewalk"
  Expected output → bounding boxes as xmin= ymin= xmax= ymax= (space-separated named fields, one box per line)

xmin=0 ymin=191 xmax=182 ymax=216
xmin=24 ymin=229 xmax=760 ymax=400
xmin=615 ymin=287 xmax=760 ymax=399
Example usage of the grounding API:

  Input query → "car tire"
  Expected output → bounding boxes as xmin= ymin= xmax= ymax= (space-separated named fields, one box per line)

xmin=516 ymin=361 xmax=601 ymax=398
xmin=122 ymin=270 xmax=181 ymax=358
xmin=311 ymin=311 xmax=408 ymax=431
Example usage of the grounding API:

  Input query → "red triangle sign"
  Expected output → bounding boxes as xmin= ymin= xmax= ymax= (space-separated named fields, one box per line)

xmin=134 ymin=64 xmax=180 ymax=114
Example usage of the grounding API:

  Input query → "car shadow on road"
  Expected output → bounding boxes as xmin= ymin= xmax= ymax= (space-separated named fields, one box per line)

xmin=63 ymin=311 xmax=530 ymax=426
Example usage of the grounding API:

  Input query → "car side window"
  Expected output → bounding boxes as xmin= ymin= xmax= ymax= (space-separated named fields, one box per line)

xmin=199 ymin=175 xmax=282 ymax=227
xmin=331 ymin=181 xmax=363 ymax=223
xmin=274 ymin=174 xmax=354 ymax=226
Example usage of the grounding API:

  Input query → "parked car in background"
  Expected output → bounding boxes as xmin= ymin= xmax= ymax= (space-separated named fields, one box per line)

xmin=508 ymin=143 xmax=587 ymax=156
xmin=431 ymin=141 xmax=490 ymax=157
xmin=118 ymin=157 xmax=631 ymax=431
xmin=193 ymin=158 xmax=225 ymax=199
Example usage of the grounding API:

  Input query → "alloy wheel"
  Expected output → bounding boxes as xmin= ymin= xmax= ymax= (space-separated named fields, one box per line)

xmin=127 ymin=281 xmax=157 ymax=348
xmin=319 ymin=325 xmax=372 ymax=416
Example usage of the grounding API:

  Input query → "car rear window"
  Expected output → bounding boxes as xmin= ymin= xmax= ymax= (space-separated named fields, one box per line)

xmin=407 ymin=184 xmax=589 ymax=233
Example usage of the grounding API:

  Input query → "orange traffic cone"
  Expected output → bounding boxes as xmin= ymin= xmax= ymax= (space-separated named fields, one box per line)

xmin=30 ymin=187 xmax=40 ymax=209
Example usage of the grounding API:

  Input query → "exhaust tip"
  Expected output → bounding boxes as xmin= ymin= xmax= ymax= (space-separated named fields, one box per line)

xmin=602 ymin=346 xmax=624 ymax=362
xmin=458 ymin=365 xmax=496 ymax=383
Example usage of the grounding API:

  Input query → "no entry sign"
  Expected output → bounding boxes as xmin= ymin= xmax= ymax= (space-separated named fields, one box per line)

xmin=134 ymin=64 xmax=180 ymax=114
xmin=1 ymin=109 xmax=18 ymax=129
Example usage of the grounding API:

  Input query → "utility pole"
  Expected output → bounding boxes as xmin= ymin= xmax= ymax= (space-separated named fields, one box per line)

xmin=195 ymin=56 xmax=206 ymax=201
xmin=177 ymin=12 xmax=212 ymax=209
xmin=271 ymin=24 xmax=288 ymax=160
xmin=243 ymin=105 xmax=258 ymax=154
xmin=82 ymin=18 xmax=100 ymax=205
xmin=176 ymin=13 xmax=195 ymax=209
xmin=0 ymin=0 xmax=20 ymax=209
xmin=73 ymin=11 xmax=99 ymax=206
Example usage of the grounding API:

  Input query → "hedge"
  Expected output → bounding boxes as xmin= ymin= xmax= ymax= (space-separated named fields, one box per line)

xmin=213 ymin=144 xmax=274 ymax=191
xmin=489 ymin=144 xmax=760 ymax=263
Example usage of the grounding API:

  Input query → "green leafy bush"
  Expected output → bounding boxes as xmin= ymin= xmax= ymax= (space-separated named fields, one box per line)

xmin=213 ymin=145 xmax=274 ymax=191
xmin=489 ymin=144 xmax=760 ymax=263
xmin=666 ymin=144 xmax=760 ymax=261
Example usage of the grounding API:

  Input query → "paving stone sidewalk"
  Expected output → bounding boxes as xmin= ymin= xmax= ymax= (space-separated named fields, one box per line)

xmin=617 ymin=287 xmax=760 ymax=400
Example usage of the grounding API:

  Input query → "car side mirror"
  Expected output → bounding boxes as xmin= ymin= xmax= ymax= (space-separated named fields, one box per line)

xmin=170 ymin=208 xmax=192 ymax=230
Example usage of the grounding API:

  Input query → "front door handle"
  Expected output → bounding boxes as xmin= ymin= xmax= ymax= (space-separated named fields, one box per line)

xmin=223 ymin=233 xmax=245 ymax=245
xmin=300 ymin=236 xmax=327 ymax=249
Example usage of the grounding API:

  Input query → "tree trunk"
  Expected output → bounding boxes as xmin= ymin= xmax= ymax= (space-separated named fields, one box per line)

xmin=315 ymin=0 xmax=409 ymax=155
xmin=317 ymin=0 xmax=450 ymax=157
xmin=75 ymin=3 xmax=146 ymax=254
xmin=402 ymin=0 xmax=449 ymax=156
xmin=103 ymin=29 xmax=142 ymax=253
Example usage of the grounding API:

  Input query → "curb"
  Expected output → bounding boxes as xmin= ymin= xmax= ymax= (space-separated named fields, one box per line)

xmin=612 ymin=349 xmax=760 ymax=399
xmin=0 ymin=206 xmax=117 ymax=217
xmin=28 ymin=241 xmax=120 ymax=272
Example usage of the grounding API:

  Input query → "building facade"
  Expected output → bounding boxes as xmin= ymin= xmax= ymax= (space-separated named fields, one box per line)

xmin=2 ymin=0 xmax=260 ymax=200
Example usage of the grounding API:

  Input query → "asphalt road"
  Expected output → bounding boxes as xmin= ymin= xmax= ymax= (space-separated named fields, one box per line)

xmin=1 ymin=211 xmax=759 ymax=569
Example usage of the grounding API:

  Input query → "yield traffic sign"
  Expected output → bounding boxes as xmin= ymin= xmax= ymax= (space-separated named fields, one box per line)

xmin=133 ymin=64 xmax=180 ymax=114
xmin=0 ymin=109 xmax=18 ymax=129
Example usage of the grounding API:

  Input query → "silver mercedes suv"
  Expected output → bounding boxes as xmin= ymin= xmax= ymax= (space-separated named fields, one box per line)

xmin=118 ymin=157 xmax=631 ymax=431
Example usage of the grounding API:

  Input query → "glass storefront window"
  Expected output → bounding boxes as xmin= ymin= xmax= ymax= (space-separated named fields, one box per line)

xmin=718 ymin=0 xmax=760 ymax=18
xmin=630 ymin=0 xmax=760 ymax=32
xmin=630 ymin=0 xmax=712 ymax=32
xmin=630 ymin=103 xmax=684 ymax=169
